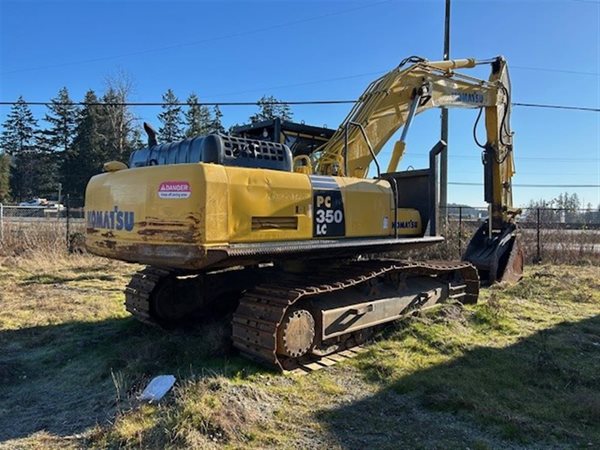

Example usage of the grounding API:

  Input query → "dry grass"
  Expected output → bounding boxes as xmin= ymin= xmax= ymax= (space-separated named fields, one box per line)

xmin=428 ymin=220 xmax=600 ymax=265
xmin=0 ymin=249 xmax=598 ymax=449
xmin=0 ymin=219 xmax=85 ymax=258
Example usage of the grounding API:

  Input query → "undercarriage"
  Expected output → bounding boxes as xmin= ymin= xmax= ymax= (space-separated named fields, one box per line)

xmin=125 ymin=259 xmax=479 ymax=372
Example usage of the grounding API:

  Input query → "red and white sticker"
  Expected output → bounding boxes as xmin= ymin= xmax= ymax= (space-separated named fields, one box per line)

xmin=158 ymin=181 xmax=191 ymax=199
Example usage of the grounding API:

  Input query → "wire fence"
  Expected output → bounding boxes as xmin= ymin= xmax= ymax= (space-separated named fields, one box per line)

xmin=0 ymin=203 xmax=598 ymax=264
xmin=438 ymin=206 xmax=600 ymax=264
xmin=0 ymin=203 xmax=85 ymax=255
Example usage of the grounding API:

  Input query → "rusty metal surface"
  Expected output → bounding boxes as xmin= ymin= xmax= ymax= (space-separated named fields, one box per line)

xmin=498 ymin=235 xmax=524 ymax=283
xmin=277 ymin=309 xmax=316 ymax=358
xmin=91 ymin=235 xmax=444 ymax=271
xmin=91 ymin=241 xmax=208 ymax=271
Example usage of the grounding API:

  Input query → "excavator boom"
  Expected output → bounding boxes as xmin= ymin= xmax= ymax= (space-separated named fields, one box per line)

xmin=311 ymin=56 xmax=521 ymax=283
xmin=316 ymin=57 xmax=515 ymax=222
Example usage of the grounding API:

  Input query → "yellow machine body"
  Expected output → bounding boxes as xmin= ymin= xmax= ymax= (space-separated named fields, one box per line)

xmin=82 ymin=56 xmax=522 ymax=371
xmin=85 ymin=163 xmax=422 ymax=270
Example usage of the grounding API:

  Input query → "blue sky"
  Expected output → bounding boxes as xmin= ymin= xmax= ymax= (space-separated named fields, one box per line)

xmin=1 ymin=0 xmax=598 ymax=207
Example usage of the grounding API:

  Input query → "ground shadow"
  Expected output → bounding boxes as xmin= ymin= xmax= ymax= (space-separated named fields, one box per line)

xmin=317 ymin=315 xmax=600 ymax=449
xmin=0 ymin=316 xmax=263 ymax=442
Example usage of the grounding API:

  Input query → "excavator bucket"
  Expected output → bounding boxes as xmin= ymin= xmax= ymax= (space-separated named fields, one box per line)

xmin=463 ymin=221 xmax=524 ymax=285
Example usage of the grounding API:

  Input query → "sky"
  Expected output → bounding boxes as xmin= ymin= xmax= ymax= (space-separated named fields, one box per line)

xmin=0 ymin=0 xmax=599 ymax=208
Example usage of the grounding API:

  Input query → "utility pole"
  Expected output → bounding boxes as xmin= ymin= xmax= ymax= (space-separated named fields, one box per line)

xmin=440 ymin=0 xmax=451 ymax=223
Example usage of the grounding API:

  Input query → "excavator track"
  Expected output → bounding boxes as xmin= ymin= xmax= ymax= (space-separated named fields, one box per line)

xmin=125 ymin=266 xmax=171 ymax=328
xmin=232 ymin=259 xmax=479 ymax=373
xmin=124 ymin=260 xmax=478 ymax=372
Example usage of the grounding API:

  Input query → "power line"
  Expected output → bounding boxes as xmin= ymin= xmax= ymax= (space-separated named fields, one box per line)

xmin=450 ymin=182 xmax=600 ymax=188
xmin=203 ymin=65 xmax=600 ymax=99
xmin=0 ymin=0 xmax=596 ymax=80
xmin=0 ymin=100 xmax=598 ymax=113
xmin=387 ymin=153 xmax=600 ymax=162
xmin=0 ymin=100 xmax=355 ymax=107
xmin=513 ymin=102 xmax=600 ymax=112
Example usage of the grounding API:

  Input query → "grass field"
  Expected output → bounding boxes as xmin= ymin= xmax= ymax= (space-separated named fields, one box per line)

xmin=0 ymin=251 xmax=598 ymax=449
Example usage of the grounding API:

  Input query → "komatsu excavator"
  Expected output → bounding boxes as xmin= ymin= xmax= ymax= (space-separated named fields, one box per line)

xmin=85 ymin=56 xmax=523 ymax=371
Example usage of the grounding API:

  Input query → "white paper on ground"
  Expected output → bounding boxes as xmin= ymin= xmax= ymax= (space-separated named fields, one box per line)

xmin=139 ymin=375 xmax=176 ymax=402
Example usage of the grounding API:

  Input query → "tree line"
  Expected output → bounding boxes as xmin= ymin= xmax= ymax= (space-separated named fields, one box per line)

xmin=0 ymin=84 xmax=293 ymax=206
xmin=525 ymin=192 xmax=600 ymax=223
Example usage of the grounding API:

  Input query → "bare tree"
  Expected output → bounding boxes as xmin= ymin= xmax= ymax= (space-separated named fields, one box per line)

xmin=99 ymin=71 xmax=140 ymax=161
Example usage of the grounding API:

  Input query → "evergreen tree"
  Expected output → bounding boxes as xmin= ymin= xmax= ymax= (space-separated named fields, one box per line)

xmin=184 ymin=93 xmax=212 ymax=137
xmin=249 ymin=95 xmax=293 ymax=123
xmin=62 ymin=90 xmax=104 ymax=206
xmin=0 ymin=97 xmax=51 ymax=201
xmin=158 ymin=89 xmax=184 ymax=142
xmin=0 ymin=153 xmax=10 ymax=202
xmin=41 ymin=87 xmax=79 ymax=153
xmin=36 ymin=87 xmax=79 ymax=199
xmin=209 ymin=105 xmax=225 ymax=134
xmin=130 ymin=126 xmax=144 ymax=150
xmin=0 ymin=96 xmax=38 ymax=155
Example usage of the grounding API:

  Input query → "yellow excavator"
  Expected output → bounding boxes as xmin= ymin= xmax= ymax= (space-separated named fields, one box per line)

xmin=85 ymin=56 xmax=523 ymax=371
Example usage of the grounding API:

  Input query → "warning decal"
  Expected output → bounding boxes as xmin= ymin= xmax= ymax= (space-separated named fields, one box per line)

xmin=158 ymin=181 xmax=191 ymax=199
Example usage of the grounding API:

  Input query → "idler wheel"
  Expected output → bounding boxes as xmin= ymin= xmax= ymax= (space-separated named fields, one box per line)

xmin=277 ymin=309 xmax=316 ymax=358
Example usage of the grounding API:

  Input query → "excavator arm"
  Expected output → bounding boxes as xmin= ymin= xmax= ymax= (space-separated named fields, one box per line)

xmin=314 ymin=56 xmax=515 ymax=226
xmin=313 ymin=56 xmax=522 ymax=283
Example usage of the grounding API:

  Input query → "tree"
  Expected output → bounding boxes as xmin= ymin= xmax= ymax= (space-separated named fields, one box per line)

xmin=38 ymin=87 xmax=79 ymax=199
xmin=184 ymin=93 xmax=212 ymax=137
xmin=41 ymin=87 xmax=79 ymax=153
xmin=98 ymin=75 xmax=138 ymax=162
xmin=554 ymin=192 xmax=580 ymax=211
xmin=208 ymin=105 xmax=225 ymax=134
xmin=0 ymin=153 xmax=10 ymax=202
xmin=130 ymin=126 xmax=145 ymax=150
xmin=525 ymin=198 xmax=556 ymax=222
xmin=526 ymin=192 xmax=585 ymax=224
xmin=158 ymin=89 xmax=184 ymax=142
xmin=0 ymin=97 xmax=51 ymax=202
xmin=0 ymin=96 xmax=38 ymax=155
xmin=62 ymin=90 xmax=104 ymax=206
xmin=249 ymin=95 xmax=293 ymax=123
